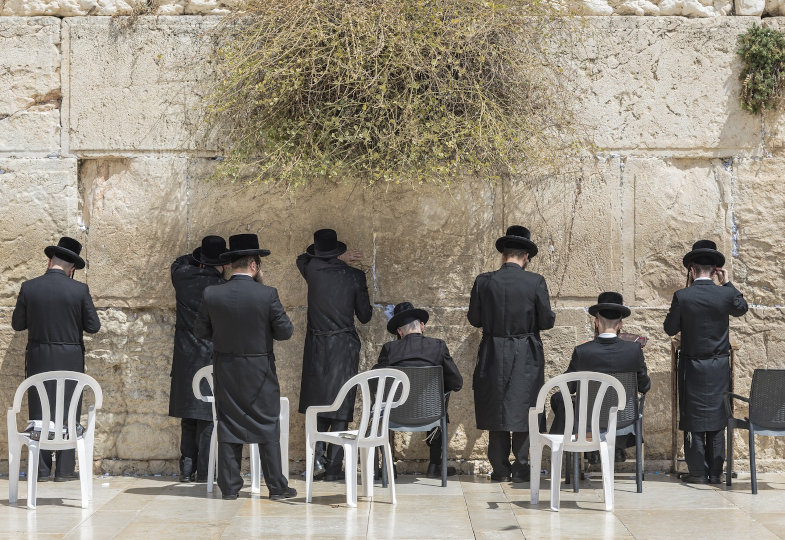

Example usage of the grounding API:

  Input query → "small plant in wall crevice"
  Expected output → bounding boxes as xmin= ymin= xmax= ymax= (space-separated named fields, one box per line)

xmin=738 ymin=24 xmax=785 ymax=115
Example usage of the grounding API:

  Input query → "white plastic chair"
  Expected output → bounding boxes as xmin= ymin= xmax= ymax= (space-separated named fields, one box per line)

xmin=529 ymin=371 xmax=626 ymax=511
xmin=192 ymin=365 xmax=289 ymax=495
xmin=7 ymin=371 xmax=103 ymax=509
xmin=305 ymin=368 xmax=410 ymax=508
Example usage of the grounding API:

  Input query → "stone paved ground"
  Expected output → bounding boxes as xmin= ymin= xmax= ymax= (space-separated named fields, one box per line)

xmin=0 ymin=472 xmax=782 ymax=539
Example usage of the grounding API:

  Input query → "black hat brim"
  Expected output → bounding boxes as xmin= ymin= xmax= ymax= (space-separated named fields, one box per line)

xmin=682 ymin=248 xmax=725 ymax=269
xmin=588 ymin=303 xmax=631 ymax=319
xmin=306 ymin=241 xmax=347 ymax=259
xmin=495 ymin=236 xmax=538 ymax=257
xmin=191 ymin=247 xmax=225 ymax=267
xmin=44 ymin=245 xmax=86 ymax=269
xmin=219 ymin=248 xmax=271 ymax=264
xmin=387 ymin=308 xmax=430 ymax=335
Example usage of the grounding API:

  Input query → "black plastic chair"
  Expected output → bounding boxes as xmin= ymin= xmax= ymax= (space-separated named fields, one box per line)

xmin=381 ymin=366 xmax=449 ymax=487
xmin=565 ymin=371 xmax=646 ymax=493
xmin=725 ymin=368 xmax=785 ymax=494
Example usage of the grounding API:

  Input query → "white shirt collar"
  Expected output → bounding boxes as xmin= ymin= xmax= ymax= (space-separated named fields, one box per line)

xmin=598 ymin=332 xmax=617 ymax=338
xmin=694 ymin=277 xmax=713 ymax=281
xmin=233 ymin=272 xmax=253 ymax=277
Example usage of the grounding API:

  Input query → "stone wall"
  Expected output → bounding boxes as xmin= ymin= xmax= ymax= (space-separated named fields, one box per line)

xmin=2 ymin=12 xmax=785 ymax=475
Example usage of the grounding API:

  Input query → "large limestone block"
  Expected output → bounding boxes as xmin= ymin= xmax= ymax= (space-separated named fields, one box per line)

xmin=0 ymin=0 xmax=240 ymax=16
xmin=0 ymin=158 xmax=80 ymax=306
xmin=733 ymin=158 xmax=785 ymax=306
xmin=0 ymin=310 xmax=29 ymax=458
xmin=563 ymin=17 xmax=760 ymax=155
xmin=505 ymin=157 xmax=622 ymax=305
xmin=574 ymin=0 xmax=733 ymax=15
xmin=66 ymin=16 xmax=219 ymax=153
xmin=80 ymin=158 xmax=188 ymax=307
xmin=0 ymin=17 xmax=61 ymax=154
xmin=736 ymin=0 xmax=766 ymax=15
xmin=624 ymin=158 xmax=732 ymax=306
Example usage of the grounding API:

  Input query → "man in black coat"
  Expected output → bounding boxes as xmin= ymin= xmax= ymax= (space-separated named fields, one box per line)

xmin=194 ymin=234 xmax=296 ymax=500
xmin=550 ymin=292 xmax=651 ymax=462
xmin=664 ymin=240 xmax=748 ymax=485
xmin=169 ymin=235 xmax=227 ymax=482
xmin=11 ymin=237 xmax=101 ymax=481
xmin=468 ymin=226 xmax=556 ymax=482
xmin=372 ymin=302 xmax=463 ymax=477
xmin=296 ymin=229 xmax=372 ymax=480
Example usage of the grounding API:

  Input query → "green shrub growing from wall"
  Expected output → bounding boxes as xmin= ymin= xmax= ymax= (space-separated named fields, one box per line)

xmin=204 ymin=0 xmax=578 ymax=188
xmin=738 ymin=25 xmax=785 ymax=115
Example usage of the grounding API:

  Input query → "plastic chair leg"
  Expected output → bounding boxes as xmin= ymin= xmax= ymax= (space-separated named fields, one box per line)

xmin=344 ymin=444 xmax=357 ymax=508
xmin=305 ymin=436 xmax=314 ymax=503
xmin=636 ymin=423 xmax=643 ymax=493
xmin=250 ymin=444 xmax=261 ymax=495
xmin=441 ymin=417 xmax=448 ymax=487
xmin=598 ymin=441 xmax=614 ymax=511
xmin=360 ymin=447 xmax=373 ymax=498
xmin=726 ymin=424 xmax=733 ymax=487
xmin=550 ymin=443 xmax=563 ymax=511
xmin=280 ymin=398 xmax=289 ymax=480
xmin=8 ymin=441 xmax=21 ymax=504
xmin=383 ymin=441 xmax=396 ymax=505
xmin=76 ymin=439 xmax=90 ymax=508
xmin=529 ymin=442 xmax=543 ymax=505
xmin=207 ymin=427 xmax=217 ymax=494
xmin=749 ymin=427 xmax=757 ymax=495
xmin=27 ymin=444 xmax=40 ymax=509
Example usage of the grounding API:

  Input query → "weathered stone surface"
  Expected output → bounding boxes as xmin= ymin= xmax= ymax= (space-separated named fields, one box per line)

xmin=733 ymin=158 xmax=785 ymax=306
xmin=737 ymin=0 xmax=766 ymax=15
xmin=66 ymin=16 xmax=219 ymax=153
xmin=0 ymin=17 xmax=61 ymax=154
xmin=0 ymin=0 xmax=239 ymax=16
xmin=624 ymin=158 xmax=732 ymax=306
xmin=80 ymin=158 xmax=187 ymax=307
xmin=564 ymin=17 xmax=761 ymax=155
xmin=0 ymin=158 xmax=80 ymax=306
xmin=574 ymin=0 xmax=733 ymax=16
xmin=505 ymin=157 xmax=622 ymax=305
xmin=0 ymin=309 xmax=29 ymax=459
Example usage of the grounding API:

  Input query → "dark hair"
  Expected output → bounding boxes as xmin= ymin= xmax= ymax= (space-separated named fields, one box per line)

xmin=502 ymin=247 xmax=529 ymax=259
xmin=691 ymin=262 xmax=714 ymax=276
xmin=231 ymin=254 xmax=261 ymax=270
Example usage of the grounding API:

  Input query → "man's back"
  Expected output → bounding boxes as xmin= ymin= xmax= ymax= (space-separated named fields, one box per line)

xmin=375 ymin=333 xmax=463 ymax=392
xmin=568 ymin=337 xmax=651 ymax=394
xmin=171 ymin=255 xmax=224 ymax=333
xmin=297 ymin=256 xmax=371 ymax=330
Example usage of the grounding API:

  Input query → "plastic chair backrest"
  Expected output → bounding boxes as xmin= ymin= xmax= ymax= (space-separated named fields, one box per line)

xmin=10 ymin=371 xmax=103 ymax=447
xmin=579 ymin=371 xmax=638 ymax=431
xmin=749 ymin=369 xmax=785 ymax=430
xmin=536 ymin=371 xmax=626 ymax=446
xmin=336 ymin=369 xmax=409 ymax=443
xmin=389 ymin=366 xmax=444 ymax=427
xmin=192 ymin=365 xmax=216 ymax=420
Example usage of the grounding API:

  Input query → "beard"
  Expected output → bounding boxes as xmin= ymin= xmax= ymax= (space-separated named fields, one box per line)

xmin=253 ymin=269 xmax=264 ymax=284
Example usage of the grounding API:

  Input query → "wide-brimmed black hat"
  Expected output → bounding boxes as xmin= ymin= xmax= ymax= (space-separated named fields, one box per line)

xmin=192 ymin=235 xmax=227 ymax=266
xmin=387 ymin=302 xmax=430 ymax=335
xmin=44 ymin=236 xmax=85 ymax=269
xmin=682 ymin=239 xmax=725 ymax=269
xmin=588 ymin=291 xmax=631 ymax=319
xmin=306 ymin=229 xmax=347 ymax=259
xmin=219 ymin=234 xmax=271 ymax=263
xmin=495 ymin=225 xmax=538 ymax=257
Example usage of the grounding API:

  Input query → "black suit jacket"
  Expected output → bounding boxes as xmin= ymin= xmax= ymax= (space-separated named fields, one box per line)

xmin=565 ymin=336 xmax=651 ymax=394
xmin=372 ymin=333 xmax=463 ymax=393
xmin=663 ymin=280 xmax=748 ymax=358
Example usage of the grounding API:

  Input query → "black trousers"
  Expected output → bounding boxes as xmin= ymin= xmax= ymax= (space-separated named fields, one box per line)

xmin=217 ymin=440 xmax=288 ymax=496
xmin=549 ymin=392 xmax=627 ymax=449
xmin=29 ymin=380 xmax=81 ymax=479
xmin=685 ymin=429 xmax=725 ymax=478
xmin=315 ymin=417 xmax=349 ymax=475
xmin=426 ymin=427 xmax=445 ymax=465
xmin=488 ymin=431 xmax=529 ymax=476
xmin=180 ymin=418 xmax=213 ymax=479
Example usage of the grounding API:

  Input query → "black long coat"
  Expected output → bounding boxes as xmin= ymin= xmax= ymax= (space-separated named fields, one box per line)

xmin=194 ymin=275 xmax=294 ymax=444
xmin=168 ymin=255 xmax=225 ymax=421
xmin=664 ymin=279 xmax=748 ymax=432
xmin=296 ymin=254 xmax=372 ymax=421
xmin=565 ymin=336 xmax=651 ymax=394
xmin=11 ymin=269 xmax=101 ymax=419
xmin=372 ymin=333 xmax=463 ymax=393
xmin=468 ymin=263 xmax=555 ymax=432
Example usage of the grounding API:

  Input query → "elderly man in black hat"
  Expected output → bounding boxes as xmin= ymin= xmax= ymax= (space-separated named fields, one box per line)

xmin=664 ymin=240 xmax=748 ymax=485
xmin=169 ymin=236 xmax=227 ymax=482
xmin=550 ymin=292 xmax=651 ymax=462
xmin=468 ymin=226 xmax=556 ymax=482
xmin=11 ymin=237 xmax=101 ymax=481
xmin=371 ymin=302 xmax=463 ymax=478
xmin=296 ymin=228 xmax=372 ymax=480
xmin=194 ymin=234 xmax=296 ymax=500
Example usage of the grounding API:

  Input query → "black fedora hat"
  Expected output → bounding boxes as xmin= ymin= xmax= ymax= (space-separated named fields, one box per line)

xmin=387 ymin=302 xmax=430 ymax=335
xmin=192 ymin=235 xmax=227 ymax=266
xmin=495 ymin=225 xmax=538 ymax=257
xmin=44 ymin=236 xmax=85 ymax=269
xmin=588 ymin=291 xmax=631 ymax=319
xmin=219 ymin=234 xmax=271 ymax=263
xmin=306 ymin=229 xmax=347 ymax=259
xmin=682 ymin=239 xmax=725 ymax=268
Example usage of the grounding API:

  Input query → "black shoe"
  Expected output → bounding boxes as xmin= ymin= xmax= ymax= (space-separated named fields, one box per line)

xmin=313 ymin=458 xmax=326 ymax=480
xmin=324 ymin=472 xmax=346 ymax=481
xmin=614 ymin=448 xmax=627 ymax=463
xmin=179 ymin=457 xmax=194 ymax=483
xmin=490 ymin=473 xmax=511 ymax=482
xmin=221 ymin=492 xmax=238 ymax=500
xmin=54 ymin=473 xmax=79 ymax=482
xmin=511 ymin=470 xmax=531 ymax=483
xmin=587 ymin=451 xmax=601 ymax=465
xmin=682 ymin=475 xmax=708 ymax=485
xmin=179 ymin=473 xmax=193 ymax=482
xmin=37 ymin=476 xmax=51 ymax=483
xmin=269 ymin=487 xmax=297 ymax=500
xmin=709 ymin=476 xmax=722 ymax=484
xmin=426 ymin=464 xmax=457 ymax=478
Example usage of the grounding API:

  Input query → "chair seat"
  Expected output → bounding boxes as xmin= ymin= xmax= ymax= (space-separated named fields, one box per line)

xmin=538 ymin=432 xmax=612 ymax=451
xmin=389 ymin=419 xmax=440 ymax=432
xmin=313 ymin=430 xmax=364 ymax=445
